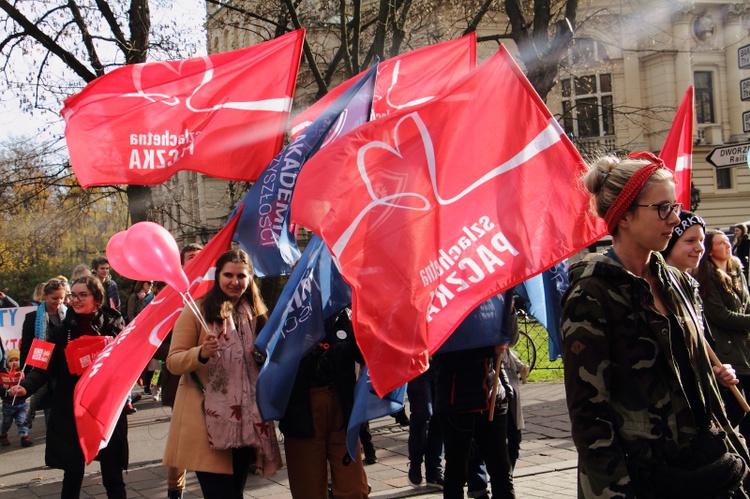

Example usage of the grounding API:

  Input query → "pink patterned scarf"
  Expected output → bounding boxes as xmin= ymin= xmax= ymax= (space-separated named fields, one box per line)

xmin=203 ymin=299 xmax=282 ymax=477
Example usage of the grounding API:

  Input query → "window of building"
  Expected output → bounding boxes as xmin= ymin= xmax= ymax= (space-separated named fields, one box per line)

xmin=716 ymin=168 xmax=732 ymax=190
xmin=567 ymin=38 xmax=610 ymax=67
xmin=694 ymin=71 xmax=715 ymax=124
xmin=561 ymin=73 xmax=614 ymax=138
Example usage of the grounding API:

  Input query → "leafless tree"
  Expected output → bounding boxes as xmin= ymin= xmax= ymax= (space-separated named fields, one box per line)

xmin=205 ymin=0 xmax=579 ymax=103
xmin=0 ymin=0 xmax=202 ymax=224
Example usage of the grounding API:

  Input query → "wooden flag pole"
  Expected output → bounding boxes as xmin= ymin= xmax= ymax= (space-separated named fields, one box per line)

xmin=488 ymin=354 xmax=502 ymax=421
xmin=705 ymin=341 xmax=750 ymax=413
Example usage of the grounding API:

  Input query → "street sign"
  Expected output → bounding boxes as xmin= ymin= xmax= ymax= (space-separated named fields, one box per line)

xmin=741 ymin=44 xmax=750 ymax=70
xmin=742 ymin=77 xmax=750 ymax=102
xmin=706 ymin=142 xmax=750 ymax=168
xmin=745 ymin=111 xmax=750 ymax=134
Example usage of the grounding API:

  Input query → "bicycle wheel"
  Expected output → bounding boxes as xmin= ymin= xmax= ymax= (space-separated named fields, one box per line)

xmin=512 ymin=331 xmax=537 ymax=373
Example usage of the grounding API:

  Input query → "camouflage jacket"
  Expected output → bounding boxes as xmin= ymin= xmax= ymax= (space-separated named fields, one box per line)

xmin=562 ymin=251 xmax=748 ymax=498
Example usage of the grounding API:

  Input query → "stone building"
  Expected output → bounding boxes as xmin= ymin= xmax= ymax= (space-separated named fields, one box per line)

xmin=160 ymin=0 xmax=750 ymax=244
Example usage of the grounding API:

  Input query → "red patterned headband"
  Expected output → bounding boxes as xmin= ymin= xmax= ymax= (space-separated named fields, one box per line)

xmin=603 ymin=152 xmax=667 ymax=234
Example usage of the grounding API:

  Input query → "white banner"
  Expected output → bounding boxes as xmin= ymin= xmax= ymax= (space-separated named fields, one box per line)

xmin=0 ymin=307 xmax=36 ymax=355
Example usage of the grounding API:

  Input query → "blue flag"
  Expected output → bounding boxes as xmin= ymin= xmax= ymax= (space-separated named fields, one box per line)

xmin=514 ymin=260 xmax=569 ymax=360
xmin=232 ymin=63 xmax=378 ymax=277
xmin=346 ymin=365 xmax=406 ymax=461
xmin=254 ymin=235 xmax=352 ymax=421
xmin=436 ymin=291 xmax=513 ymax=354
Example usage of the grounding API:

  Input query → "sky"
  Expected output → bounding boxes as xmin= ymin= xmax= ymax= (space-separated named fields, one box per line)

xmin=0 ymin=1 xmax=207 ymax=145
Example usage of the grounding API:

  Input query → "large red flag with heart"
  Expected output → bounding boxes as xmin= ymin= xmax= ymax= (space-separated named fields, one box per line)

xmin=291 ymin=46 xmax=607 ymax=396
xmin=659 ymin=86 xmax=694 ymax=208
xmin=290 ymin=33 xmax=476 ymax=139
xmin=73 ymin=209 xmax=242 ymax=463
xmin=62 ymin=30 xmax=305 ymax=188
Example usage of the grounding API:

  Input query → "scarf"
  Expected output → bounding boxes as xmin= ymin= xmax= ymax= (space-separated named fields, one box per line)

xmin=203 ymin=299 xmax=282 ymax=477
xmin=35 ymin=302 xmax=67 ymax=340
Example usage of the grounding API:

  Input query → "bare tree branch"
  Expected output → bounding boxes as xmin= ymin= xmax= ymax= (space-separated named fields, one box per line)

xmin=283 ymin=0 xmax=328 ymax=94
xmin=94 ymin=0 xmax=129 ymax=53
xmin=0 ymin=0 xmax=98 ymax=82
xmin=67 ymin=0 xmax=106 ymax=77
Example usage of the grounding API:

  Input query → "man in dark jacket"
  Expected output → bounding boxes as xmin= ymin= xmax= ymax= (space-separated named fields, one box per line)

xmin=433 ymin=344 xmax=515 ymax=499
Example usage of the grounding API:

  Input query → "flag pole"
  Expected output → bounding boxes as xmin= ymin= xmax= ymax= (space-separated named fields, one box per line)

xmin=180 ymin=291 xmax=221 ymax=359
xmin=705 ymin=342 xmax=750 ymax=413
xmin=488 ymin=354 xmax=502 ymax=421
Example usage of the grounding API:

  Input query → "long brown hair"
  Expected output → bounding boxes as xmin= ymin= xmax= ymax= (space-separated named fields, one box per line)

xmin=692 ymin=230 xmax=745 ymax=299
xmin=201 ymin=249 xmax=268 ymax=325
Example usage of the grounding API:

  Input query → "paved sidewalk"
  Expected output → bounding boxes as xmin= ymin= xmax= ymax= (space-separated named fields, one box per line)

xmin=0 ymin=382 xmax=577 ymax=498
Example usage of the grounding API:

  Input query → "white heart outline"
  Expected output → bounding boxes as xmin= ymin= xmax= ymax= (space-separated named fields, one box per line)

xmin=381 ymin=60 xmax=434 ymax=110
xmin=122 ymin=56 xmax=291 ymax=113
xmin=331 ymin=112 xmax=566 ymax=259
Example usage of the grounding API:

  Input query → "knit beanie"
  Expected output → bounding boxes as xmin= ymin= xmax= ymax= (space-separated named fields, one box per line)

xmin=6 ymin=349 xmax=20 ymax=362
xmin=662 ymin=210 xmax=705 ymax=258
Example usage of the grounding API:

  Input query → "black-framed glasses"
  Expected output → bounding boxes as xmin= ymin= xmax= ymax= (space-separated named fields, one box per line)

xmin=69 ymin=292 xmax=91 ymax=302
xmin=633 ymin=202 xmax=682 ymax=220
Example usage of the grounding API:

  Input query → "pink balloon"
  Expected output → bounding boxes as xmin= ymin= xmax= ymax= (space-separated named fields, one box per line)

xmin=106 ymin=232 xmax=153 ymax=281
xmin=123 ymin=222 xmax=189 ymax=292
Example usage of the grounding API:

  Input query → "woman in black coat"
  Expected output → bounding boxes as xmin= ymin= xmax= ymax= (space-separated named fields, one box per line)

xmin=9 ymin=276 xmax=128 ymax=499
xmin=733 ymin=223 xmax=750 ymax=280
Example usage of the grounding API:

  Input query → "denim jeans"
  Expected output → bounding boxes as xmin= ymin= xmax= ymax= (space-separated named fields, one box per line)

xmin=1 ymin=401 xmax=28 ymax=437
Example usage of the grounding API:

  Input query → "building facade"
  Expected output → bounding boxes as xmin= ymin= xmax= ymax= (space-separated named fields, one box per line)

xmin=160 ymin=0 xmax=750 ymax=243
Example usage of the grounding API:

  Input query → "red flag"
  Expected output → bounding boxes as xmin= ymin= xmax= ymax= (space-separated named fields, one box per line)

xmin=659 ymin=86 xmax=694 ymax=208
xmin=63 ymin=30 xmax=305 ymax=188
xmin=291 ymin=46 xmax=607 ymax=396
xmin=73 ymin=209 xmax=242 ymax=463
xmin=25 ymin=338 xmax=55 ymax=370
xmin=64 ymin=336 xmax=114 ymax=376
xmin=0 ymin=367 xmax=21 ymax=389
xmin=290 ymin=33 xmax=476 ymax=139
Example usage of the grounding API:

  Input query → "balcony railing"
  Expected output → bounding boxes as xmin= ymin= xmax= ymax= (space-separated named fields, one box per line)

xmin=570 ymin=136 xmax=619 ymax=159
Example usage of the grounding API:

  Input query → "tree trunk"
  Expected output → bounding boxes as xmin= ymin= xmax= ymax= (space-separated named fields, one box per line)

xmin=127 ymin=185 xmax=154 ymax=224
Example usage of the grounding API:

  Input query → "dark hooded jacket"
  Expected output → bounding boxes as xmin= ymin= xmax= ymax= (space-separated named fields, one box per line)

xmin=20 ymin=306 xmax=128 ymax=472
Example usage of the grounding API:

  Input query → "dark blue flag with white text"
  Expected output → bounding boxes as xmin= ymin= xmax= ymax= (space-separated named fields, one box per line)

xmin=346 ymin=365 xmax=406 ymax=461
xmin=436 ymin=291 xmax=513 ymax=353
xmin=232 ymin=63 xmax=378 ymax=277
xmin=514 ymin=260 xmax=568 ymax=360
xmin=254 ymin=235 xmax=352 ymax=421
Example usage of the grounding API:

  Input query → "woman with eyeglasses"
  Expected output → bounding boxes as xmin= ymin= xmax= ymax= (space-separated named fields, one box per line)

xmin=9 ymin=276 xmax=127 ymax=499
xmin=693 ymin=230 xmax=750 ymax=440
xmin=562 ymin=153 xmax=749 ymax=498
xmin=19 ymin=278 xmax=69 ymax=428
xmin=163 ymin=249 xmax=282 ymax=499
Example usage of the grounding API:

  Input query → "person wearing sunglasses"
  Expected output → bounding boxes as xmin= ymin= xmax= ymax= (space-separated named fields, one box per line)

xmin=562 ymin=153 xmax=749 ymax=498
xmin=19 ymin=278 xmax=69 ymax=429
xmin=9 ymin=276 xmax=127 ymax=498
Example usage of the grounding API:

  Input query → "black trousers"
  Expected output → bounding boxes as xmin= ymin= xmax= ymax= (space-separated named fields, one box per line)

xmin=195 ymin=447 xmax=255 ymax=499
xmin=439 ymin=407 xmax=515 ymax=499
xmin=61 ymin=452 xmax=126 ymax=499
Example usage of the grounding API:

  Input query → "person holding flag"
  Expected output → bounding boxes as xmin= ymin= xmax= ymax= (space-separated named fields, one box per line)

xmin=163 ymin=249 xmax=282 ymax=499
xmin=0 ymin=349 xmax=32 ymax=447
xmin=563 ymin=153 xmax=749 ymax=498
xmin=8 ymin=275 xmax=127 ymax=499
